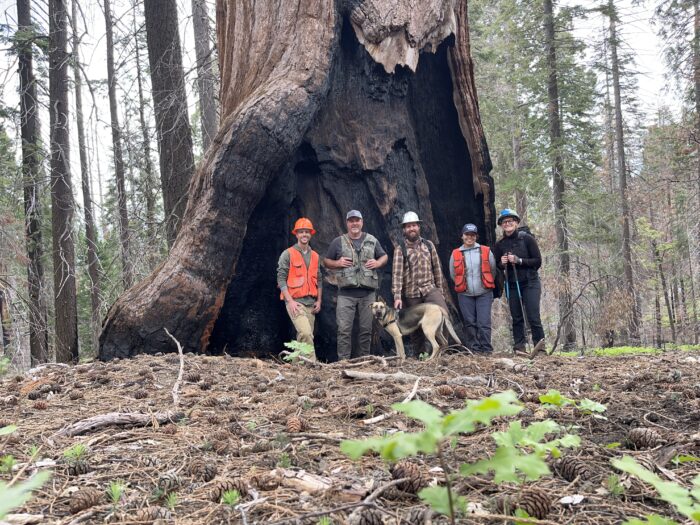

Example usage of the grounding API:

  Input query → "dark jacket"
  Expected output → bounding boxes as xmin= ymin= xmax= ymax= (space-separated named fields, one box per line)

xmin=493 ymin=230 xmax=542 ymax=283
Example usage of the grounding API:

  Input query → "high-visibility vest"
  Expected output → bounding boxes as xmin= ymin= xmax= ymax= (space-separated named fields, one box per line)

xmin=281 ymin=247 xmax=319 ymax=300
xmin=452 ymin=246 xmax=495 ymax=293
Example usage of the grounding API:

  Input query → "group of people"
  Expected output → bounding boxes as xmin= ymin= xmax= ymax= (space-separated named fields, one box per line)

xmin=276 ymin=208 xmax=545 ymax=360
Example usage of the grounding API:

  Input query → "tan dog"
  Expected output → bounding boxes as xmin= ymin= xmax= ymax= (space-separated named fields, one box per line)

xmin=370 ymin=298 xmax=462 ymax=360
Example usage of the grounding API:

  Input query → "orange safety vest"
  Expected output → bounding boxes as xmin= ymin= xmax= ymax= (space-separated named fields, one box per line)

xmin=452 ymin=246 xmax=495 ymax=293
xmin=281 ymin=247 xmax=319 ymax=300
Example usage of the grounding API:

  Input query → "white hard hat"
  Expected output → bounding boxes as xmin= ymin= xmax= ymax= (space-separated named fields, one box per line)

xmin=401 ymin=211 xmax=422 ymax=225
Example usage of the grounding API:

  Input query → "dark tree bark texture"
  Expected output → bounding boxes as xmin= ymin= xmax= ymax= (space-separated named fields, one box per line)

xmin=99 ymin=0 xmax=493 ymax=361
xmin=144 ymin=0 xmax=195 ymax=246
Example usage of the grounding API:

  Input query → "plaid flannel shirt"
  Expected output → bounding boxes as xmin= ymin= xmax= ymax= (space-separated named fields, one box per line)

xmin=392 ymin=238 xmax=444 ymax=300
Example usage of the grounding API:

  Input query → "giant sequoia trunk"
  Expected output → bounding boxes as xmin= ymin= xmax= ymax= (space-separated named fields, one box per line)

xmin=99 ymin=0 xmax=493 ymax=360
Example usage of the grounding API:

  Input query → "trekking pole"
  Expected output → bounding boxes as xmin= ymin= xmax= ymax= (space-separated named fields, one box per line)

xmin=510 ymin=259 xmax=533 ymax=355
xmin=504 ymin=265 xmax=510 ymax=301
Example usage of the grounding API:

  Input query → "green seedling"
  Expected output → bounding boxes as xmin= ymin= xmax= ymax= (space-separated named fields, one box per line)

xmin=277 ymin=452 xmax=292 ymax=468
xmin=317 ymin=517 xmax=333 ymax=525
xmin=246 ymin=421 xmax=257 ymax=431
xmin=613 ymin=456 xmax=700 ymax=523
xmin=539 ymin=389 xmax=607 ymax=419
xmin=0 ymin=357 xmax=9 ymax=376
xmin=165 ymin=492 xmax=178 ymax=511
xmin=107 ymin=480 xmax=127 ymax=507
xmin=419 ymin=352 xmax=430 ymax=361
xmin=607 ymin=474 xmax=625 ymax=497
xmin=282 ymin=341 xmax=314 ymax=363
xmin=26 ymin=445 xmax=40 ymax=460
xmin=63 ymin=443 xmax=88 ymax=462
xmin=364 ymin=404 xmax=375 ymax=417
xmin=221 ymin=489 xmax=241 ymax=506
xmin=0 ymin=455 xmax=16 ymax=474
xmin=341 ymin=391 xmax=580 ymax=523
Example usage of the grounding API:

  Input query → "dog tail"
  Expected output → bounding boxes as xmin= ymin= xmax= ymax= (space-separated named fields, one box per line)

xmin=444 ymin=317 xmax=462 ymax=345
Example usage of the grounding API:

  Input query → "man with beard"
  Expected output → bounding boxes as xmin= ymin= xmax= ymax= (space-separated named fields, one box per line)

xmin=324 ymin=210 xmax=388 ymax=360
xmin=392 ymin=212 xmax=448 ymax=356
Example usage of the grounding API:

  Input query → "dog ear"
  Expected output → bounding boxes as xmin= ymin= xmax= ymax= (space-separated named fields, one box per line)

xmin=377 ymin=296 xmax=386 ymax=304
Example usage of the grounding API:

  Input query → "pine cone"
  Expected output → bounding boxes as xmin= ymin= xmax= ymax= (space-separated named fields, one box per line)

xmin=165 ymin=355 xmax=181 ymax=365
xmin=628 ymin=428 xmax=665 ymax=449
xmin=207 ymin=414 xmax=221 ymax=425
xmin=96 ymin=376 xmax=110 ymax=385
xmin=133 ymin=506 xmax=172 ymax=522
xmin=199 ymin=381 xmax=212 ymax=391
xmin=390 ymin=460 xmax=425 ymax=493
xmin=255 ymin=382 xmax=268 ymax=393
xmin=69 ymin=487 xmax=103 ymax=514
xmin=453 ymin=386 xmax=468 ymax=399
xmin=297 ymin=395 xmax=313 ymax=408
xmin=66 ymin=459 xmax=91 ymax=476
xmin=403 ymin=507 xmax=431 ymax=524
xmin=69 ymin=391 xmax=84 ymax=400
xmin=286 ymin=416 xmax=307 ymax=433
xmin=133 ymin=390 xmax=148 ymax=399
xmin=138 ymin=368 xmax=151 ymax=377
xmin=211 ymin=429 xmax=230 ymax=441
xmin=212 ymin=439 xmax=230 ymax=455
xmin=27 ymin=390 xmax=41 ymax=400
xmin=348 ymin=507 xmax=384 ymax=525
xmin=161 ymin=424 xmax=178 ymax=435
xmin=157 ymin=472 xmax=182 ymax=493
xmin=435 ymin=385 xmax=454 ymax=397
xmin=250 ymin=473 xmax=280 ymax=491
xmin=490 ymin=494 xmax=515 ymax=515
xmin=202 ymin=396 xmax=219 ymax=408
xmin=311 ymin=387 xmax=326 ymax=399
xmin=33 ymin=400 xmax=48 ymax=410
xmin=210 ymin=478 xmax=248 ymax=502
xmin=558 ymin=456 xmax=594 ymax=481
xmin=189 ymin=460 xmax=218 ymax=482
xmin=185 ymin=371 xmax=201 ymax=383
xmin=517 ymin=489 xmax=551 ymax=520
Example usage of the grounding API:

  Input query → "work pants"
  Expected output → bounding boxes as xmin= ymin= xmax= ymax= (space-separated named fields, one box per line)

xmin=336 ymin=292 xmax=375 ymax=360
xmin=458 ymin=292 xmax=493 ymax=353
xmin=507 ymin=277 xmax=545 ymax=348
xmin=286 ymin=303 xmax=317 ymax=360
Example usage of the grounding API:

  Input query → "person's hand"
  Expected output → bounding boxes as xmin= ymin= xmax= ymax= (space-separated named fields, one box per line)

xmin=287 ymin=300 xmax=302 ymax=316
xmin=500 ymin=255 xmax=509 ymax=265
xmin=394 ymin=298 xmax=402 ymax=310
xmin=338 ymin=256 xmax=353 ymax=268
xmin=313 ymin=300 xmax=321 ymax=314
xmin=507 ymin=254 xmax=519 ymax=264
xmin=364 ymin=258 xmax=378 ymax=270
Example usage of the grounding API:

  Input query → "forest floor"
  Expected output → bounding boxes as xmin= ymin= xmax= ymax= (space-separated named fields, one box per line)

xmin=1 ymin=348 xmax=700 ymax=524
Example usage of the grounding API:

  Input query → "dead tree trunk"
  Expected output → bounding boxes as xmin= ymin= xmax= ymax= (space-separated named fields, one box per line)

xmin=73 ymin=0 xmax=102 ymax=351
xmin=191 ymin=0 xmax=218 ymax=151
xmin=17 ymin=0 xmax=49 ymax=364
xmin=103 ymin=0 xmax=133 ymax=289
xmin=144 ymin=0 xmax=195 ymax=246
xmin=99 ymin=0 xmax=493 ymax=360
xmin=49 ymin=0 xmax=79 ymax=363
xmin=544 ymin=0 xmax=575 ymax=349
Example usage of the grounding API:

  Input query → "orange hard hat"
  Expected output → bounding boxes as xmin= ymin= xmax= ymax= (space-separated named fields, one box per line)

xmin=292 ymin=217 xmax=316 ymax=235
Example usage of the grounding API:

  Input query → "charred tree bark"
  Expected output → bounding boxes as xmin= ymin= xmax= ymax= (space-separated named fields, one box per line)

xmin=73 ymin=0 xmax=102 ymax=351
xmin=103 ymin=0 xmax=133 ymax=289
xmin=49 ymin=0 xmax=79 ymax=363
xmin=544 ymin=0 xmax=575 ymax=349
xmin=191 ymin=0 xmax=218 ymax=151
xmin=99 ymin=0 xmax=493 ymax=360
xmin=17 ymin=0 xmax=49 ymax=364
xmin=144 ymin=0 xmax=195 ymax=246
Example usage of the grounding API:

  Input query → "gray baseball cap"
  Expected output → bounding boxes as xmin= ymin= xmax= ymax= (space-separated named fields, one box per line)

xmin=461 ymin=223 xmax=478 ymax=235
xmin=346 ymin=210 xmax=363 ymax=220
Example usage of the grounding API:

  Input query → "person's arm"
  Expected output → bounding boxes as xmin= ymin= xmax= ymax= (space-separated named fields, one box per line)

xmin=278 ymin=251 xmax=302 ymax=316
xmin=448 ymin=252 xmax=455 ymax=282
xmin=512 ymin=235 xmax=542 ymax=269
xmin=314 ymin=254 xmax=323 ymax=313
xmin=324 ymin=238 xmax=352 ymax=269
xmin=392 ymin=247 xmax=403 ymax=307
xmin=488 ymin=249 xmax=497 ymax=276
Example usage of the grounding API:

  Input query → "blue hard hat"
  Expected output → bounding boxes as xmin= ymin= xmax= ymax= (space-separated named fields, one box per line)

xmin=497 ymin=208 xmax=521 ymax=225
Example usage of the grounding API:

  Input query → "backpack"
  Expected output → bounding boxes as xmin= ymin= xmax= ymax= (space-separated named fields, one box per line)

xmin=398 ymin=238 xmax=435 ymax=272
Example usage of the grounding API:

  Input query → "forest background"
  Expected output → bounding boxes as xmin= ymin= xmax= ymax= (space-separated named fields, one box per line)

xmin=0 ymin=0 xmax=698 ymax=368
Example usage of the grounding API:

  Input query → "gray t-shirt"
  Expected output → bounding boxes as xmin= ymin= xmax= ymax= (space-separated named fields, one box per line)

xmin=325 ymin=233 xmax=386 ymax=298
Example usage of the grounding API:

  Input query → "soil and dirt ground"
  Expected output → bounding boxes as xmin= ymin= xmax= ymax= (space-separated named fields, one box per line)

xmin=1 ymin=349 xmax=699 ymax=524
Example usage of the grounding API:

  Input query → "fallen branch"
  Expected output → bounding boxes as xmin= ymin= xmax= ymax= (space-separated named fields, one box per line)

xmin=363 ymin=377 xmax=420 ymax=425
xmin=164 ymin=327 xmax=185 ymax=406
xmin=53 ymin=411 xmax=184 ymax=437
xmin=341 ymin=370 xmax=419 ymax=382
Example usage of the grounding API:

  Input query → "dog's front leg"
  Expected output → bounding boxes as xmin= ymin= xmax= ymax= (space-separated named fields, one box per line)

xmin=385 ymin=323 xmax=406 ymax=360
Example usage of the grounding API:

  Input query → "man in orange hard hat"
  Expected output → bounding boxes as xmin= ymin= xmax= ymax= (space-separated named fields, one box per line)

xmin=277 ymin=218 xmax=322 ymax=360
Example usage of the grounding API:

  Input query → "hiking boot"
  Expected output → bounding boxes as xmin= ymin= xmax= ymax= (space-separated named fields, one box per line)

xmin=512 ymin=344 xmax=528 ymax=356
xmin=531 ymin=339 xmax=546 ymax=357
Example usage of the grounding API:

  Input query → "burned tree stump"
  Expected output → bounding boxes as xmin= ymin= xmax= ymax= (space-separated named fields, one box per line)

xmin=99 ymin=0 xmax=493 ymax=361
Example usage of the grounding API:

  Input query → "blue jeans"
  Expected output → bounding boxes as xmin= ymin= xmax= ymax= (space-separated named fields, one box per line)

xmin=506 ymin=277 xmax=545 ymax=347
xmin=457 ymin=293 xmax=493 ymax=353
